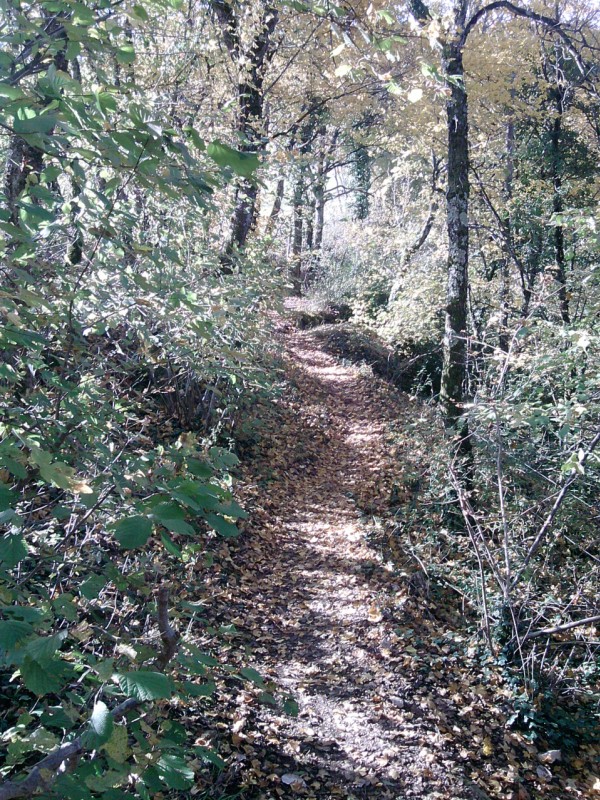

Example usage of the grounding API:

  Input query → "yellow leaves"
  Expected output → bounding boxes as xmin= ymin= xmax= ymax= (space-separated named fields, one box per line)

xmin=482 ymin=736 xmax=493 ymax=756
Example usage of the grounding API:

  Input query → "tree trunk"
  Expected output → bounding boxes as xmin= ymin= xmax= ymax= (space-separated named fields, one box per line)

xmin=549 ymin=99 xmax=570 ymax=324
xmin=305 ymin=192 xmax=315 ymax=251
xmin=264 ymin=176 xmax=284 ymax=235
xmin=313 ymin=152 xmax=326 ymax=251
xmin=211 ymin=2 xmax=278 ymax=261
xmin=499 ymin=111 xmax=515 ymax=352
xmin=291 ymin=174 xmax=304 ymax=295
xmin=439 ymin=40 xmax=470 ymax=430
xmin=3 ymin=137 xmax=44 ymax=226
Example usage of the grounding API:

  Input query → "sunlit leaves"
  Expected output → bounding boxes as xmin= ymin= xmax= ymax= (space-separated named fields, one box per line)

xmin=86 ymin=701 xmax=114 ymax=748
xmin=207 ymin=141 xmax=260 ymax=177
xmin=117 ymin=671 xmax=173 ymax=701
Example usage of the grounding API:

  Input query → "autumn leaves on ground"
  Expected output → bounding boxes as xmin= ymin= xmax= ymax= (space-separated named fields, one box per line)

xmin=189 ymin=309 xmax=597 ymax=800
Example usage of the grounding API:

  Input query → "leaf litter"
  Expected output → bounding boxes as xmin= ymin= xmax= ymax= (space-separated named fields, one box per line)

xmin=190 ymin=313 xmax=599 ymax=800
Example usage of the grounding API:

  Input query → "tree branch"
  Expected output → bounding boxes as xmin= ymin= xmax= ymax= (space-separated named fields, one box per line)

xmin=155 ymin=585 xmax=181 ymax=670
xmin=511 ymin=429 xmax=600 ymax=590
xmin=462 ymin=1 xmax=592 ymax=81
xmin=0 ymin=699 xmax=138 ymax=800
xmin=0 ymin=586 xmax=182 ymax=799
xmin=523 ymin=614 xmax=600 ymax=642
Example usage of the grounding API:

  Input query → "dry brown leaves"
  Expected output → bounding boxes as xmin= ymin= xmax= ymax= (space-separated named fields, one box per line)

xmin=187 ymin=315 xmax=599 ymax=800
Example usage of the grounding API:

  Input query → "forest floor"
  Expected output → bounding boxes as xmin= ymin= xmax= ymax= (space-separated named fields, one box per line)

xmin=193 ymin=307 xmax=598 ymax=800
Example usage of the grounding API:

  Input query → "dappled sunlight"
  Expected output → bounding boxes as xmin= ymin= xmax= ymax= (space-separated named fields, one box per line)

xmin=207 ymin=323 xmax=472 ymax=799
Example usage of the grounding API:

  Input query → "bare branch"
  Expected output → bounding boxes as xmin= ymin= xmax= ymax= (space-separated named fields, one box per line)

xmin=511 ymin=429 xmax=600 ymax=590
xmin=523 ymin=614 xmax=600 ymax=642
xmin=462 ymin=2 xmax=592 ymax=81
xmin=155 ymin=585 xmax=181 ymax=670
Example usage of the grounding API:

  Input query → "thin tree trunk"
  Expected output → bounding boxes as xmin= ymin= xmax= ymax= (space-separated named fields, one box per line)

xmin=549 ymin=100 xmax=570 ymax=324
xmin=291 ymin=173 xmax=304 ymax=295
xmin=439 ymin=39 xmax=470 ymax=431
xmin=212 ymin=2 xmax=277 ymax=260
xmin=264 ymin=176 xmax=284 ymax=235
xmin=305 ymin=193 xmax=315 ymax=251
xmin=314 ymin=185 xmax=325 ymax=251
xmin=499 ymin=110 xmax=515 ymax=352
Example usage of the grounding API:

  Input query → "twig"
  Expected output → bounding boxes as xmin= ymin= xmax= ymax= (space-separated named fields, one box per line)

xmin=510 ymin=428 xmax=600 ymax=590
xmin=155 ymin=585 xmax=181 ymax=670
xmin=522 ymin=614 xmax=600 ymax=642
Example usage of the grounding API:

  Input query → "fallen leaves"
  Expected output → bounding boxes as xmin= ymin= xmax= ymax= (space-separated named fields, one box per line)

xmin=182 ymin=316 xmax=599 ymax=800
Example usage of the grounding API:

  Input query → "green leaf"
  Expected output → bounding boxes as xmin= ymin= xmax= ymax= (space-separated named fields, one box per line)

xmin=131 ymin=4 xmax=149 ymax=21
xmin=24 ymin=631 xmax=67 ymax=662
xmin=116 ymin=45 xmax=136 ymax=65
xmin=152 ymin=502 xmax=195 ymax=536
xmin=181 ymin=680 xmax=216 ymax=698
xmin=0 ymin=482 xmax=15 ymax=511
xmin=215 ymin=499 xmax=247 ymax=519
xmin=87 ymin=701 xmax=114 ymax=747
xmin=112 ymin=516 xmax=152 ymax=548
xmin=39 ymin=461 xmax=76 ymax=490
xmin=0 ymin=533 xmax=27 ymax=568
xmin=1 ymin=605 xmax=44 ymax=623
xmin=117 ymin=671 xmax=173 ymax=701
xmin=160 ymin=531 xmax=183 ymax=559
xmin=239 ymin=666 xmax=266 ymax=688
xmin=283 ymin=698 xmax=300 ymax=717
xmin=186 ymin=459 xmax=213 ymax=478
xmin=71 ymin=3 xmax=95 ymax=25
xmin=207 ymin=141 xmax=260 ymax=178
xmin=53 ymin=594 xmax=78 ymax=622
xmin=0 ymin=83 xmax=24 ymax=100
xmin=102 ymin=724 xmax=129 ymax=764
xmin=0 ymin=620 xmax=34 ymax=650
xmin=377 ymin=9 xmax=395 ymax=23
xmin=79 ymin=573 xmax=106 ymax=600
xmin=156 ymin=754 xmax=194 ymax=790
xmin=13 ymin=111 xmax=58 ymax=134
xmin=1 ymin=456 xmax=27 ymax=480
xmin=20 ymin=657 xmax=64 ymax=695
xmin=194 ymin=746 xmax=225 ymax=769
xmin=96 ymin=658 xmax=115 ymax=682
xmin=206 ymin=514 xmax=239 ymax=538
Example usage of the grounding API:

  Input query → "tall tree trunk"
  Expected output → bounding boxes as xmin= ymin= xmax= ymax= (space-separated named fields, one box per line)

xmin=313 ymin=148 xmax=328 ymax=251
xmin=499 ymin=108 xmax=515 ymax=352
xmin=549 ymin=96 xmax=570 ymax=324
xmin=439 ymin=39 xmax=470 ymax=430
xmin=211 ymin=2 xmax=278 ymax=260
xmin=291 ymin=174 xmax=304 ymax=295
xmin=314 ymin=183 xmax=325 ymax=251
xmin=305 ymin=193 xmax=315 ymax=251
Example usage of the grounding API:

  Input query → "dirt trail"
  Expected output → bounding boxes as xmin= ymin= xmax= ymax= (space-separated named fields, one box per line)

xmin=204 ymin=320 xmax=483 ymax=800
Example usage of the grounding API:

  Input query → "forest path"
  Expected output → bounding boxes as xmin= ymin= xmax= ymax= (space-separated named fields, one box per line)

xmin=204 ymin=314 xmax=484 ymax=800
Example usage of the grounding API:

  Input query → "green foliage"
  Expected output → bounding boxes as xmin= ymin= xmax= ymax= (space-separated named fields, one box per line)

xmin=0 ymin=0 xmax=284 ymax=796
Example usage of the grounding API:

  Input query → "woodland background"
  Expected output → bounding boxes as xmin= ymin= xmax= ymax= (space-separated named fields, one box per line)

xmin=0 ymin=0 xmax=599 ymax=798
